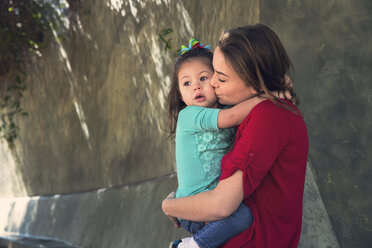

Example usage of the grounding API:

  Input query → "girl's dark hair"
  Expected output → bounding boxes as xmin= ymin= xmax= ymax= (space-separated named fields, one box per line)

xmin=218 ymin=24 xmax=301 ymax=114
xmin=167 ymin=48 xmax=213 ymax=138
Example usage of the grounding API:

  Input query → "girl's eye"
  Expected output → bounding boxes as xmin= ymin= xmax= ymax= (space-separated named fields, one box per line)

xmin=183 ymin=81 xmax=191 ymax=86
xmin=218 ymin=78 xmax=226 ymax=83
xmin=200 ymin=76 xmax=208 ymax=81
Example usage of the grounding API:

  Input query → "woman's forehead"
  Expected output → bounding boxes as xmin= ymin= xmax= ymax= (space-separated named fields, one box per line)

xmin=213 ymin=47 xmax=232 ymax=75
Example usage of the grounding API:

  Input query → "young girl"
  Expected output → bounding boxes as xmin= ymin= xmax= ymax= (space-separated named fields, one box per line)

xmin=165 ymin=39 xmax=263 ymax=248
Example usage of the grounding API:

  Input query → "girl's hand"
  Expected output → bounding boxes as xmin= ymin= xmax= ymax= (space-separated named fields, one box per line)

xmin=276 ymin=75 xmax=293 ymax=100
xmin=284 ymin=75 xmax=293 ymax=88
xmin=163 ymin=192 xmax=180 ymax=228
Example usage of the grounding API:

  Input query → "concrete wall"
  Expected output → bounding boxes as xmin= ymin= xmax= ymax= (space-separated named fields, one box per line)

xmin=1 ymin=0 xmax=191 ymax=197
xmin=0 ymin=0 xmax=259 ymax=198
xmin=260 ymin=0 xmax=372 ymax=247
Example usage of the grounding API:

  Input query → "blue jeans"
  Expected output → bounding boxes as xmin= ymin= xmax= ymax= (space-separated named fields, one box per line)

xmin=179 ymin=203 xmax=253 ymax=248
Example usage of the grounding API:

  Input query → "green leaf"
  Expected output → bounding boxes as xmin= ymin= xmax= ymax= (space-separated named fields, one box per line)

xmin=16 ymin=75 xmax=22 ymax=83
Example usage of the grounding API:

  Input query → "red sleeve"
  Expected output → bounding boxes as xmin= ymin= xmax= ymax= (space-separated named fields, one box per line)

xmin=220 ymin=102 xmax=290 ymax=198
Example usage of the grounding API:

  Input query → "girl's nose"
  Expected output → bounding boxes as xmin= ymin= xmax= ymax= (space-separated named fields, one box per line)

xmin=194 ymin=83 xmax=201 ymax=91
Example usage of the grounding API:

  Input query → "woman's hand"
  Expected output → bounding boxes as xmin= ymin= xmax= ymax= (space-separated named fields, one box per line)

xmin=162 ymin=192 xmax=180 ymax=228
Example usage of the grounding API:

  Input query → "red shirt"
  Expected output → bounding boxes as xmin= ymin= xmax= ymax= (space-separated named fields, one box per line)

xmin=220 ymin=100 xmax=309 ymax=248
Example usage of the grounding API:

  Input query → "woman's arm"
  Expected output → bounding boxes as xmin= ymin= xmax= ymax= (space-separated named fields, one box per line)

xmin=162 ymin=170 xmax=244 ymax=222
xmin=217 ymin=97 xmax=264 ymax=129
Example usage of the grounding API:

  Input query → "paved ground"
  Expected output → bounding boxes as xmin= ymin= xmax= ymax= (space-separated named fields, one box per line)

xmin=0 ymin=235 xmax=78 ymax=248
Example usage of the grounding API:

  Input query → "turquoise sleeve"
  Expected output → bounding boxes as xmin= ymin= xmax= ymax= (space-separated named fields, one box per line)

xmin=178 ymin=106 xmax=220 ymax=131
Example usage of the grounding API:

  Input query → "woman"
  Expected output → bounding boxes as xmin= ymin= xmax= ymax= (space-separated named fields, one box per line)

xmin=162 ymin=24 xmax=309 ymax=248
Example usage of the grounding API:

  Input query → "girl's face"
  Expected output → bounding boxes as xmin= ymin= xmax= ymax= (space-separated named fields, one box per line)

xmin=178 ymin=59 xmax=218 ymax=108
xmin=210 ymin=47 xmax=257 ymax=105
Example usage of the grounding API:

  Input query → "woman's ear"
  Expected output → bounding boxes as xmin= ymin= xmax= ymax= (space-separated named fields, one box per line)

xmin=250 ymin=88 xmax=258 ymax=95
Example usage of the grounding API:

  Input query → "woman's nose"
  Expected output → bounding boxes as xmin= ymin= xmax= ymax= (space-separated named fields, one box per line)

xmin=210 ymin=74 xmax=218 ymax=88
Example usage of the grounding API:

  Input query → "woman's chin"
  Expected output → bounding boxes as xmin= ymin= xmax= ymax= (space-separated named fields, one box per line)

xmin=217 ymin=98 xmax=227 ymax=105
xmin=218 ymin=99 xmax=234 ymax=105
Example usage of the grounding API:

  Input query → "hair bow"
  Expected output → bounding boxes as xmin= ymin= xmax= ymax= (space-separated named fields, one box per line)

xmin=179 ymin=39 xmax=211 ymax=56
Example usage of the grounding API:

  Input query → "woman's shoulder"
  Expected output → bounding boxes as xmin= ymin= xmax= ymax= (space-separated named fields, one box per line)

xmin=241 ymin=99 xmax=304 ymax=128
xmin=250 ymin=99 xmax=302 ymax=117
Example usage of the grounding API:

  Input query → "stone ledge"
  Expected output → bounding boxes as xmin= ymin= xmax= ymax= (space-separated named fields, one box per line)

xmin=0 ymin=165 xmax=339 ymax=248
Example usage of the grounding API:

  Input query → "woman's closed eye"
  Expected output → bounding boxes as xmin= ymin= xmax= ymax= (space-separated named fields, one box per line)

xmin=218 ymin=78 xmax=226 ymax=83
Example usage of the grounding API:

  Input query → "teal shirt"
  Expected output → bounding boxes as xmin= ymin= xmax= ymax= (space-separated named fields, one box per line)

xmin=175 ymin=106 xmax=235 ymax=198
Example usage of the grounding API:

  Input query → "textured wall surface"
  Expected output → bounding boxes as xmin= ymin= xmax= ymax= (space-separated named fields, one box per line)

xmin=0 ymin=0 xmax=259 ymax=198
xmin=261 ymin=0 xmax=372 ymax=247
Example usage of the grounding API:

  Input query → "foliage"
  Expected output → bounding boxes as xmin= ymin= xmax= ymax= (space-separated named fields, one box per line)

xmin=0 ymin=0 xmax=71 ymax=146
xmin=158 ymin=27 xmax=180 ymax=57
xmin=159 ymin=28 xmax=173 ymax=51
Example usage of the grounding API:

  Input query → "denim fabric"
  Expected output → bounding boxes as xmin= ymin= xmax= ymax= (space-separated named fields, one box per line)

xmin=180 ymin=219 xmax=206 ymax=234
xmin=179 ymin=203 xmax=253 ymax=248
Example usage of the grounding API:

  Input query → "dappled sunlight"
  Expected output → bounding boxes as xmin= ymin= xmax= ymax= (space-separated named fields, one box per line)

xmin=107 ymin=0 xmax=125 ymax=16
xmin=50 ymin=0 xmax=70 ymax=29
xmin=0 ymin=196 xmax=39 ymax=235
xmin=0 ymin=142 xmax=26 ymax=197
xmin=176 ymin=1 xmax=194 ymax=37
xmin=0 ymin=195 xmax=80 ymax=247
xmin=50 ymin=18 xmax=93 ymax=150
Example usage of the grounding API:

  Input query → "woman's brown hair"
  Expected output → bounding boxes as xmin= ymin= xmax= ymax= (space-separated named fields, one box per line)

xmin=218 ymin=24 xmax=301 ymax=114
xmin=167 ymin=48 xmax=213 ymax=138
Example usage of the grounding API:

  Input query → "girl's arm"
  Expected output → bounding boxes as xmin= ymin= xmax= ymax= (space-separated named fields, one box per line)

xmin=162 ymin=170 xmax=244 ymax=222
xmin=217 ymin=97 xmax=264 ymax=129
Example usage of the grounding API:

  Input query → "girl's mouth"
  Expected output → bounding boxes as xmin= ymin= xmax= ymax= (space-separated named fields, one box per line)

xmin=195 ymin=95 xmax=206 ymax=102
